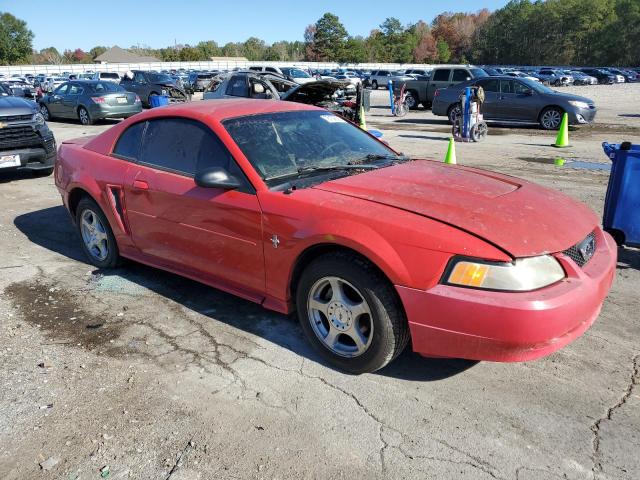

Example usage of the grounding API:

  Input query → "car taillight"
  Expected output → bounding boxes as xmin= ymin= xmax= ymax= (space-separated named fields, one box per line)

xmin=434 ymin=90 xmax=440 ymax=97
xmin=135 ymin=95 xmax=141 ymax=103
xmin=91 ymin=96 xmax=105 ymax=103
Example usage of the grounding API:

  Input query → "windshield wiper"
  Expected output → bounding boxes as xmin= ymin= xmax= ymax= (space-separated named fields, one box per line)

xmin=296 ymin=163 xmax=379 ymax=174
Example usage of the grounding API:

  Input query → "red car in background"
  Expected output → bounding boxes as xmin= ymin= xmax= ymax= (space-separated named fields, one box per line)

xmin=54 ymin=99 xmax=616 ymax=373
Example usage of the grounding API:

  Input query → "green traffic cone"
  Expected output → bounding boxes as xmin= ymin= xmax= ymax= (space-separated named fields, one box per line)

xmin=554 ymin=158 xmax=565 ymax=166
xmin=358 ymin=105 xmax=367 ymax=130
xmin=445 ymin=137 xmax=457 ymax=164
xmin=553 ymin=113 xmax=570 ymax=148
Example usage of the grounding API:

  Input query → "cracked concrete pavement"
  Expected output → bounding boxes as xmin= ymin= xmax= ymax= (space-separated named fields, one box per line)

xmin=0 ymin=86 xmax=639 ymax=479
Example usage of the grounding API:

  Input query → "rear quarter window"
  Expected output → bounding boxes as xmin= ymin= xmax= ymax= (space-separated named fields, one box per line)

xmin=113 ymin=122 xmax=145 ymax=160
xmin=432 ymin=69 xmax=450 ymax=81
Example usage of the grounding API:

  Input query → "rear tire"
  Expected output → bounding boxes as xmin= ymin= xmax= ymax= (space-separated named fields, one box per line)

xmin=371 ymin=80 xmax=378 ymax=90
xmin=39 ymin=104 xmax=51 ymax=121
xmin=405 ymin=90 xmax=419 ymax=110
xmin=78 ymin=106 xmax=93 ymax=125
xmin=75 ymin=197 xmax=120 ymax=269
xmin=448 ymin=104 xmax=462 ymax=125
xmin=296 ymin=252 xmax=409 ymax=374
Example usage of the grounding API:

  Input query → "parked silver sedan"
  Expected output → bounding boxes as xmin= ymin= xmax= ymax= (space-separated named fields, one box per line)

xmin=38 ymin=80 xmax=142 ymax=125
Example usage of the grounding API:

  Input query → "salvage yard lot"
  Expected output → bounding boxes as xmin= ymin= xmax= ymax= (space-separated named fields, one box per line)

xmin=0 ymin=84 xmax=638 ymax=479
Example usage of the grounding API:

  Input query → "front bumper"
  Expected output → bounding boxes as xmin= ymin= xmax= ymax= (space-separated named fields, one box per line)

xmin=0 ymin=128 xmax=56 ymax=171
xmin=397 ymin=228 xmax=617 ymax=362
xmin=569 ymin=106 xmax=597 ymax=124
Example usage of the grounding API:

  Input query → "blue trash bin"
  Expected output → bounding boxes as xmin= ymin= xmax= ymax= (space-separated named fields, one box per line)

xmin=150 ymin=95 xmax=169 ymax=108
xmin=602 ymin=141 xmax=640 ymax=247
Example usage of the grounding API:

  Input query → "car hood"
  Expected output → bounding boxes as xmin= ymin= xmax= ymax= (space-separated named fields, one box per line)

xmin=280 ymin=79 xmax=353 ymax=101
xmin=548 ymin=91 xmax=594 ymax=104
xmin=312 ymin=160 xmax=597 ymax=258
xmin=0 ymin=95 xmax=36 ymax=115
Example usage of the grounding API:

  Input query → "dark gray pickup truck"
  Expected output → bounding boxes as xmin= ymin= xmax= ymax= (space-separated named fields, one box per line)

xmin=0 ymin=90 xmax=56 ymax=176
xmin=401 ymin=66 xmax=488 ymax=109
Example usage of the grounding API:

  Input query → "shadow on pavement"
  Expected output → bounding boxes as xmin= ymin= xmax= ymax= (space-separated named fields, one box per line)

xmin=14 ymin=205 xmax=476 ymax=381
xmin=617 ymin=247 xmax=640 ymax=272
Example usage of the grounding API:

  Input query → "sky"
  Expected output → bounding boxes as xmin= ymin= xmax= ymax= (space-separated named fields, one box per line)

xmin=3 ymin=0 xmax=510 ymax=52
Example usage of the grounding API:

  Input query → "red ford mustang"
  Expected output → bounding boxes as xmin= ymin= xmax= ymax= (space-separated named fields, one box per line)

xmin=55 ymin=99 xmax=616 ymax=373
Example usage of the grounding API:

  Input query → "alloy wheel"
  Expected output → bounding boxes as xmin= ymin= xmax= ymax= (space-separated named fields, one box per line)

xmin=79 ymin=108 xmax=90 ymax=125
xmin=541 ymin=109 xmax=562 ymax=129
xmin=40 ymin=105 xmax=49 ymax=121
xmin=307 ymin=276 xmax=373 ymax=358
xmin=80 ymin=209 xmax=109 ymax=261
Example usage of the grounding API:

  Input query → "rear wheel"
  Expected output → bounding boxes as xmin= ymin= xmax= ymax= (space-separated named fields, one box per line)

xmin=78 ymin=106 xmax=93 ymax=125
xmin=371 ymin=80 xmax=378 ymax=90
xmin=539 ymin=107 xmax=563 ymax=130
xmin=405 ymin=90 xmax=419 ymax=110
xmin=75 ymin=197 xmax=120 ymax=269
xmin=448 ymin=104 xmax=462 ymax=125
xmin=296 ymin=252 xmax=409 ymax=374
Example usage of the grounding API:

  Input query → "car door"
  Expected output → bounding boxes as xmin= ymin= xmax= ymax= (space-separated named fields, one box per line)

xmin=47 ymin=83 xmax=69 ymax=117
xmin=475 ymin=78 xmax=500 ymax=119
xmin=498 ymin=79 xmax=538 ymax=121
xmin=120 ymin=117 xmax=265 ymax=294
xmin=428 ymin=69 xmax=451 ymax=100
xmin=62 ymin=83 xmax=83 ymax=118
xmin=225 ymin=75 xmax=249 ymax=98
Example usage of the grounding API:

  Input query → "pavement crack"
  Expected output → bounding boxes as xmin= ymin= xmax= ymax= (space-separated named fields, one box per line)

xmin=165 ymin=435 xmax=195 ymax=480
xmin=590 ymin=354 xmax=639 ymax=478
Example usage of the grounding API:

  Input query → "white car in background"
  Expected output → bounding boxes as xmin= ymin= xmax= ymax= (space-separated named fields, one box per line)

xmin=90 ymin=71 xmax=121 ymax=83
xmin=334 ymin=72 xmax=362 ymax=86
xmin=45 ymin=76 xmax=67 ymax=92
xmin=505 ymin=70 xmax=542 ymax=83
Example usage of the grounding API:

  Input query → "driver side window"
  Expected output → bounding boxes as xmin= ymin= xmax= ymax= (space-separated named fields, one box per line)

xmin=513 ymin=81 xmax=530 ymax=94
xmin=133 ymin=72 xmax=146 ymax=83
xmin=54 ymin=84 xmax=69 ymax=95
xmin=139 ymin=118 xmax=245 ymax=182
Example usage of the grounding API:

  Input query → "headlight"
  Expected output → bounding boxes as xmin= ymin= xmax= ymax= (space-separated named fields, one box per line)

xmin=568 ymin=100 xmax=589 ymax=109
xmin=32 ymin=112 xmax=45 ymax=126
xmin=443 ymin=255 xmax=565 ymax=291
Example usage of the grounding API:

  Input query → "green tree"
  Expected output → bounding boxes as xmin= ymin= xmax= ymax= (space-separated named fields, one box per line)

xmin=243 ymin=37 xmax=267 ymax=61
xmin=195 ymin=40 xmax=220 ymax=59
xmin=89 ymin=46 xmax=107 ymax=60
xmin=340 ymin=36 xmax=368 ymax=63
xmin=436 ymin=39 xmax=451 ymax=63
xmin=309 ymin=13 xmax=348 ymax=61
xmin=0 ymin=12 xmax=33 ymax=64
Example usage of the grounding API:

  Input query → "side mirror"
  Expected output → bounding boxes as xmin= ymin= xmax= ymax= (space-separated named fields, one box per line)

xmin=195 ymin=167 xmax=241 ymax=190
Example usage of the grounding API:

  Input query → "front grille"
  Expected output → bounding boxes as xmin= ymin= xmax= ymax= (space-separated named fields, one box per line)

xmin=563 ymin=231 xmax=597 ymax=267
xmin=0 ymin=114 xmax=32 ymax=122
xmin=0 ymin=126 xmax=43 ymax=151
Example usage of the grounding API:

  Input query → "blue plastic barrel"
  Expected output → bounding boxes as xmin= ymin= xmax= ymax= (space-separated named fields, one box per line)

xmin=150 ymin=95 xmax=169 ymax=108
xmin=602 ymin=142 xmax=640 ymax=247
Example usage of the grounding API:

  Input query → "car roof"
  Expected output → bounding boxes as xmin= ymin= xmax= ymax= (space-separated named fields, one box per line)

xmin=140 ymin=98 xmax=321 ymax=122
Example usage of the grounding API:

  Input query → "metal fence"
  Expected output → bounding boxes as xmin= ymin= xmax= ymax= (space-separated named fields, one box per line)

xmin=0 ymin=61 xmax=449 ymax=76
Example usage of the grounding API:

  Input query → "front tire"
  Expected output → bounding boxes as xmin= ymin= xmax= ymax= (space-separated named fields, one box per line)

xmin=296 ymin=252 xmax=409 ymax=374
xmin=39 ymin=104 xmax=51 ymax=121
xmin=539 ymin=107 xmax=563 ymax=130
xmin=75 ymin=197 xmax=120 ymax=269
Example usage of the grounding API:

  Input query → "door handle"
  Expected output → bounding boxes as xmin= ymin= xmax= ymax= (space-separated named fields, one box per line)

xmin=133 ymin=180 xmax=149 ymax=190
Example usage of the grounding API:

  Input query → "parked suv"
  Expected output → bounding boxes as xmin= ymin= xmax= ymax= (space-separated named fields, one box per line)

xmin=187 ymin=72 xmax=215 ymax=92
xmin=0 ymin=94 xmax=56 ymax=176
xmin=120 ymin=70 xmax=188 ymax=107
xmin=403 ymin=66 xmax=488 ymax=109
xmin=91 ymin=72 xmax=121 ymax=83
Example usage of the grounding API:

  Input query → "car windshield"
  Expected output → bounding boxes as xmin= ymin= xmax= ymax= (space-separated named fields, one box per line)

xmin=470 ymin=68 xmax=488 ymax=78
xmin=223 ymin=110 xmax=402 ymax=185
xmin=148 ymin=73 xmax=173 ymax=83
xmin=91 ymin=82 xmax=125 ymax=93
xmin=282 ymin=68 xmax=310 ymax=78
